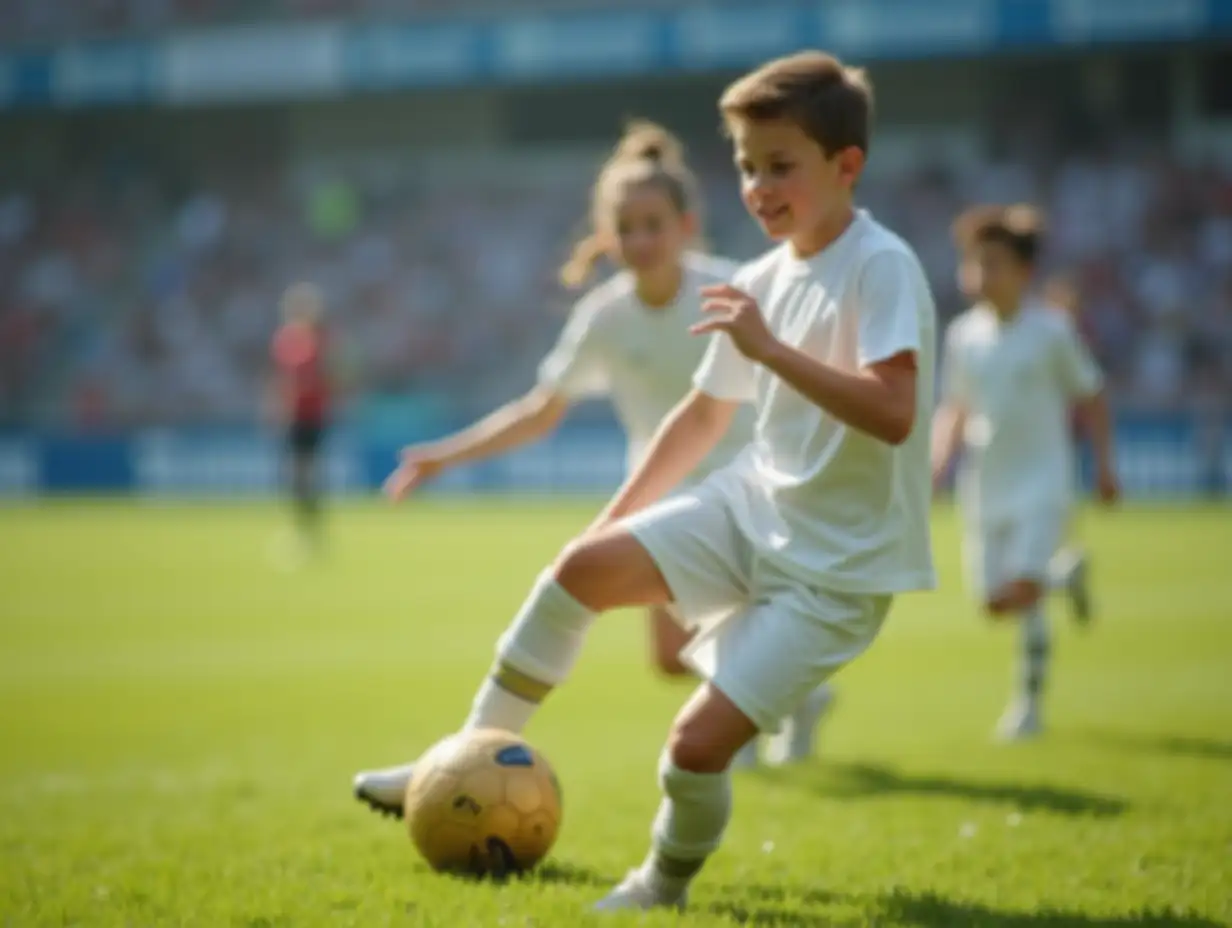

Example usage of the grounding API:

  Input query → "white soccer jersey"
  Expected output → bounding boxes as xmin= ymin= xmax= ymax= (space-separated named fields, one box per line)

xmin=537 ymin=252 xmax=755 ymax=478
xmin=942 ymin=301 xmax=1103 ymax=525
xmin=692 ymin=210 xmax=937 ymax=595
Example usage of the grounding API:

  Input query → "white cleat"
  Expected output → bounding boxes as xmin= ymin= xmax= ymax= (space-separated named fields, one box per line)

xmin=592 ymin=869 xmax=686 ymax=913
xmin=352 ymin=763 xmax=416 ymax=818
xmin=731 ymin=738 xmax=760 ymax=771
xmin=764 ymin=684 xmax=835 ymax=766
xmin=995 ymin=701 xmax=1042 ymax=742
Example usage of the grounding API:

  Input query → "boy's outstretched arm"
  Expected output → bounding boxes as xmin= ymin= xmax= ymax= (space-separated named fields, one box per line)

xmin=594 ymin=389 xmax=739 ymax=527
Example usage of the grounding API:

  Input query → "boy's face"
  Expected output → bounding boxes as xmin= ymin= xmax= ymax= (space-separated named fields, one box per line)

xmin=963 ymin=238 xmax=1031 ymax=306
xmin=728 ymin=116 xmax=860 ymax=248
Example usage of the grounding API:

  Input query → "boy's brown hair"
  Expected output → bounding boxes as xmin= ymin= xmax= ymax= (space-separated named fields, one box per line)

xmin=952 ymin=203 xmax=1046 ymax=266
xmin=719 ymin=50 xmax=873 ymax=156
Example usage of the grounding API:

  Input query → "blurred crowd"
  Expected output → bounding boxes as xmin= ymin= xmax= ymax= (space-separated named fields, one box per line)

xmin=0 ymin=0 xmax=668 ymax=41
xmin=1 ymin=133 xmax=1229 ymax=430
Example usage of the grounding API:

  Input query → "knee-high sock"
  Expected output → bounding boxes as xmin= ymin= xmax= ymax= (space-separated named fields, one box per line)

xmin=641 ymin=752 xmax=731 ymax=897
xmin=462 ymin=570 xmax=595 ymax=733
xmin=1019 ymin=604 xmax=1050 ymax=703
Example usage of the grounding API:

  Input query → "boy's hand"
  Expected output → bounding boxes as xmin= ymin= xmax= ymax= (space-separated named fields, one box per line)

xmin=1095 ymin=464 xmax=1120 ymax=505
xmin=693 ymin=284 xmax=780 ymax=363
xmin=384 ymin=445 xmax=448 ymax=501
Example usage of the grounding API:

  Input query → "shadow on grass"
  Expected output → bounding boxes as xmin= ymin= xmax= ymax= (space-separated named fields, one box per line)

xmin=707 ymin=885 xmax=1223 ymax=927
xmin=1083 ymin=730 xmax=1232 ymax=762
xmin=755 ymin=761 xmax=1128 ymax=817
xmin=520 ymin=859 xmax=613 ymax=889
xmin=874 ymin=889 xmax=1223 ymax=927
xmin=707 ymin=882 xmax=844 ymax=926
xmin=425 ymin=864 xmax=1219 ymax=926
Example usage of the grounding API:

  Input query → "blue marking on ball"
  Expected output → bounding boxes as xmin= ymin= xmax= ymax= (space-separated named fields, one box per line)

xmin=495 ymin=744 xmax=534 ymax=767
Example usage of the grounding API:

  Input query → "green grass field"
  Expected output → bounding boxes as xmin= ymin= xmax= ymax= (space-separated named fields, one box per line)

xmin=1 ymin=500 xmax=1229 ymax=927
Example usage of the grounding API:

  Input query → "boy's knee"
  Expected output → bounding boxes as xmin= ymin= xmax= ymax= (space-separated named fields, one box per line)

xmin=666 ymin=696 xmax=757 ymax=774
xmin=552 ymin=529 xmax=668 ymax=612
xmin=552 ymin=537 xmax=609 ymax=606
xmin=666 ymin=723 xmax=728 ymax=774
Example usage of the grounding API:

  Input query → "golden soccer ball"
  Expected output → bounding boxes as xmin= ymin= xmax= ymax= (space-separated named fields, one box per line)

xmin=404 ymin=728 xmax=562 ymax=878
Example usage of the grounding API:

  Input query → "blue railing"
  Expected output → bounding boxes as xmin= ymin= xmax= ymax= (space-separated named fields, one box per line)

xmin=1 ymin=412 xmax=1227 ymax=497
xmin=3 ymin=0 xmax=1230 ymax=108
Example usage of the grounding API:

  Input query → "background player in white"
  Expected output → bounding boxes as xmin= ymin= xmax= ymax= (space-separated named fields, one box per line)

xmin=379 ymin=121 xmax=830 ymax=776
xmin=932 ymin=205 xmax=1119 ymax=741
xmin=357 ymin=51 xmax=936 ymax=912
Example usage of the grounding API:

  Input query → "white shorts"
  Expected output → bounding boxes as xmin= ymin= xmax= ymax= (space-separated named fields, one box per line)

xmin=622 ymin=479 xmax=891 ymax=733
xmin=963 ymin=508 xmax=1066 ymax=602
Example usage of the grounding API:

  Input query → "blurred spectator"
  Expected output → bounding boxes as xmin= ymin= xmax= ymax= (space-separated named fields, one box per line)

xmin=0 ymin=131 xmax=1229 ymax=429
xmin=0 ymin=0 xmax=693 ymax=40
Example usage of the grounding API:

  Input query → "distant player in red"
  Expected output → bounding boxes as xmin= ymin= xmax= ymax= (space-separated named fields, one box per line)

xmin=270 ymin=283 xmax=330 ymax=553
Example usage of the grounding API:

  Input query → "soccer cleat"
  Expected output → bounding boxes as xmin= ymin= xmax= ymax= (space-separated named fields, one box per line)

xmin=352 ymin=763 xmax=416 ymax=818
xmin=764 ymin=683 xmax=835 ymax=766
xmin=592 ymin=869 xmax=687 ymax=913
xmin=1066 ymin=554 xmax=1093 ymax=626
xmin=995 ymin=700 xmax=1042 ymax=742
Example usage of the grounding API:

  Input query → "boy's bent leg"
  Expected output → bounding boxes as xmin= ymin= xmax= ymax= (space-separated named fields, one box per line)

xmin=594 ymin=684 xmax=747 ymax=912
xmin=475 ymin=487 xmax=749 ymax=737
xmin=356 ymin=491 xmax=745 ymax=819
xmin=355 ymin=527 xmax=670 ymax=817
xmin=469 ymin=527 xmax=672 ymax=732
xmin=597 ymin=587 xmax=891 ymax=910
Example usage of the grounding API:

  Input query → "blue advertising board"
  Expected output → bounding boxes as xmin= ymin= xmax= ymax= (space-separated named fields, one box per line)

xmin=2 ymin=0 xmax=1230 ymax=108
xmin=0 ymin=414 xmax=1226 ymax=499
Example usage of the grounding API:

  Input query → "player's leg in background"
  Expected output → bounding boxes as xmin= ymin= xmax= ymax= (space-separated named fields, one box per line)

xmin=966 ymin=521 xmax=1041 ymax=739
xmin=596 ymin=586 xmax=890 ymax=912
xmin=762 ymin=679 xmax=835 ymax=767
xmin=1047 ymin=509 xmax=1092 ymax=625
xmin=1048 ymin=446 xmax=1094 ymax=625
xmin=989 ymin=511 xmax=1066 ymax=741
xmin=289 ymin=423 xmax=324 ymax=550
xmin=988 ymin=576 xmax=1048 ymax=740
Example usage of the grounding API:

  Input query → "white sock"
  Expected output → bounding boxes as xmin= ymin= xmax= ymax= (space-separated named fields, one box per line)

xmin=643 ymin=753 xmax=731 ymax=897
xmin=1020 ymin=604 xmax=1050 ymax=704
xmin=1047 ymin=548 xmax=1082 ymax=590
xmin=462 ymin=677 xmax=540 ymax=734
xmin=463 ymin=570 xmax=595 ymax=733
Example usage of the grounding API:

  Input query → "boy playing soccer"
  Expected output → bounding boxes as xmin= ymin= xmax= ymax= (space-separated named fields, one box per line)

xmin=355 ymin=50 xmax=937 ymax=911
xmin=932 ymin=206 xmax=1119 ymax=741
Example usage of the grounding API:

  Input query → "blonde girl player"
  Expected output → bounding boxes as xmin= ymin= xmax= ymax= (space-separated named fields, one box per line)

xmin=379 ymin=121 xmax=831 ymax=774
xmin=358 ymin=50 xmax=936 ymax=912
